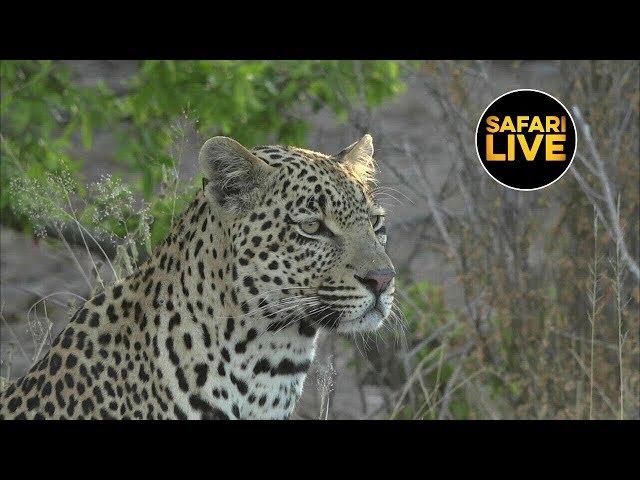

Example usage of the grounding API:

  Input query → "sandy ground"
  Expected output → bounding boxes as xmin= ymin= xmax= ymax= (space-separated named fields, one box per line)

xmin=0 ymin=61 xmax=561 ymax=418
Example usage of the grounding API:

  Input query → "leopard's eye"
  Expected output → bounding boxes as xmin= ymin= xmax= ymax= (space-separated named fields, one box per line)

xmin=300 ymin=220 xmax=321 ymax=235
xmin=370 ymin=214 xmax=385 ymax=231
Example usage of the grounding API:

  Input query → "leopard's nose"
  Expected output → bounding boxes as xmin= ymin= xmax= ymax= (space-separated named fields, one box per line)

xmin=355 ymin=268 xmax=396 ymax=297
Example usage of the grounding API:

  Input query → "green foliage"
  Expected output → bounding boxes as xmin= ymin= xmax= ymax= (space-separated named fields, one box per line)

xmin=400 ymin=280 xmax=452 ymax=337
xmin=389 ymin=279 xmax=487 ymax=420
xmin=1 ymin=61 xmax=116 ymax=229
xmin=117 ymin=60 xmax=404 ymax=197
xmin=1 ymin=60 xmax=405 ymax=247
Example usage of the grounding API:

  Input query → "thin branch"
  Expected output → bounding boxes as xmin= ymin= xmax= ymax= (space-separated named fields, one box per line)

xmin=572 ymin=105 xmax=639 ymax=280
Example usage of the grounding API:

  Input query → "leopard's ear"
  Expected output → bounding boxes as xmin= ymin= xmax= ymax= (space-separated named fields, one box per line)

xmin=334 ymin=134 xmax=376 ymax=185
xmin=199 ymin=136 xmax=274 ymax=214
xmin=335 ymin=134 xmax=374 ymax=162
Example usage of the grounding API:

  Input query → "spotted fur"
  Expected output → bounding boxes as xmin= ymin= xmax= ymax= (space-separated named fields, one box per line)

xmin=0 ymin=135 xmax=395 ymax=419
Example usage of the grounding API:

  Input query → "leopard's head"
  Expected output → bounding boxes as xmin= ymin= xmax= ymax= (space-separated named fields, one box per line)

xmin=199 ymin=135 xmax=395 ymax=334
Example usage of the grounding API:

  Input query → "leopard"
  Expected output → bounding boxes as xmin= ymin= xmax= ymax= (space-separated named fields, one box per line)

xmin=0 ymin=134 xmax=396 ymax=419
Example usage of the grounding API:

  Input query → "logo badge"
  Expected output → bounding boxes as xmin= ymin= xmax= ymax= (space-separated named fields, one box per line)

xmin=475 ymin=89 xmax=577 ymax=191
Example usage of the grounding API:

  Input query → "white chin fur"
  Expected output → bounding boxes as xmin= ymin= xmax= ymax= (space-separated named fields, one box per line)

xmin=335 ymin=289 xmax=394 ymax=333
xmin=336 ymin=309 xmax=385 ymax=333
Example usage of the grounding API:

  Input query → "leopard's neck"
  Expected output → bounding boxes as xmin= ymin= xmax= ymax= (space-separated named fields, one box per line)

xmin=134 ymin=190 xmax=319 ymax=419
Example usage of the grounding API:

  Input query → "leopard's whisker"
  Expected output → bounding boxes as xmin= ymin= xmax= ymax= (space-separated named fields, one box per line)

xmin=245 ymin=285 xmax=317 ymax=298
xmin=256 ymin=303 xmax=328 ymax=338
xmin=372 ymin=192 xmax=405 ymax=207
xmin=258 ymin=301 xmax=315 ymax=321
xmin=372 ymin=186 xmax=413 ymax=204
xmin=239 ymin=295 xmax=319 ymax=319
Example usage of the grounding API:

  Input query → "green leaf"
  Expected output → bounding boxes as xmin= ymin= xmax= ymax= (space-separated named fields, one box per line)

xmin=80 ymin=113 xmax=93 ymax=150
